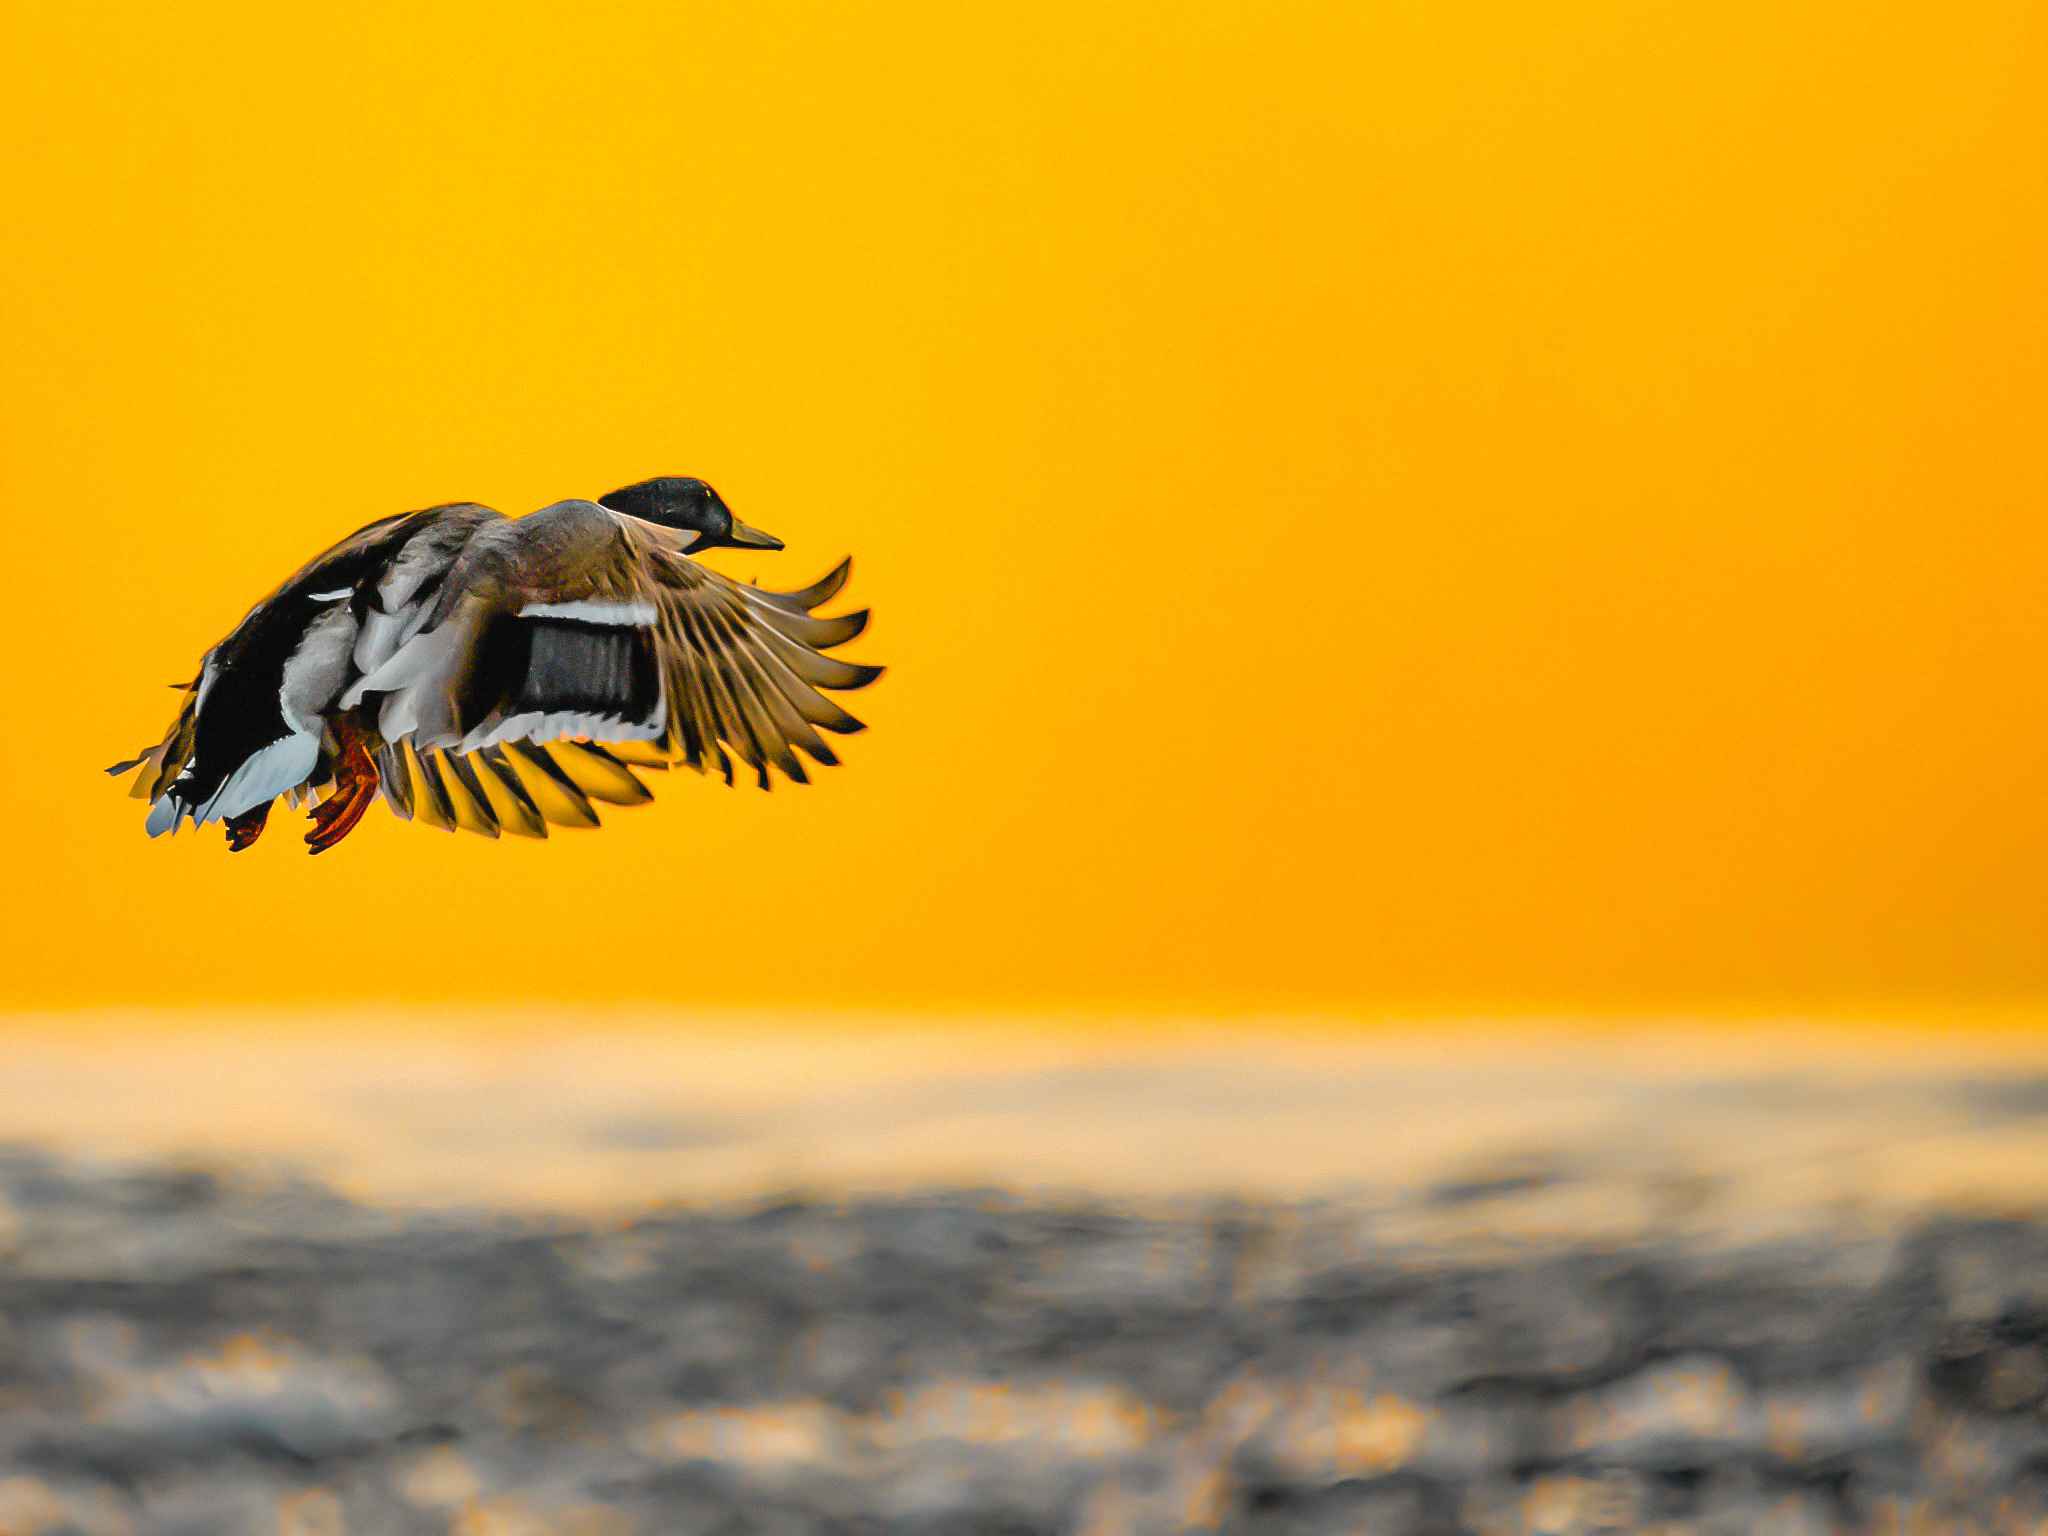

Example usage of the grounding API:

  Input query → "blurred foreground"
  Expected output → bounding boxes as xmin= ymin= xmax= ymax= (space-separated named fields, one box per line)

xmin=2 ymin=1020 xmax=2048 ymax=1532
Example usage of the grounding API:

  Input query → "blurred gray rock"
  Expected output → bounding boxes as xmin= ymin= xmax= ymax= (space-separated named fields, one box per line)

xmin=0 ymin=1154 xmax=2044 ymax=1532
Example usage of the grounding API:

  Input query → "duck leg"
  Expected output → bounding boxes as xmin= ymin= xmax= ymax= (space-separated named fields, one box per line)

xmin=305 ymin=716 xmax=381 ymax=855
xmin=224 ymin=803 xmax=271 ymax=852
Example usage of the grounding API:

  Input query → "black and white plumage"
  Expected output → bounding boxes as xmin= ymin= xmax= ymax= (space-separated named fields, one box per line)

xmin=110 ymin=478 xmax=882 ymax=853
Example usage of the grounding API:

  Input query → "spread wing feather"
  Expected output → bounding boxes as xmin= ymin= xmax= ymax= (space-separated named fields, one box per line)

xmin=473 ymin=745 xmax=549 ymax=837
xmin=375 ymin=744 xmax=415 ymax=820
xmin=745 ymin=557 xmax=853 ymax=616
xmin=504 ymin=740 xmax=602 ymax=828
xmin=555 ymin=742 xmax=657 ymax=805
xmin=411 ymin=746 xmax=461 ymax=832
xmin=436 ymin=750 xmax=503 ymax=837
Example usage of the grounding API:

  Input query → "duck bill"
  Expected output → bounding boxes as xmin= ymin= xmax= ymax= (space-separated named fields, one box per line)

xmin=724 ymin=519 xmax=784 ymax=551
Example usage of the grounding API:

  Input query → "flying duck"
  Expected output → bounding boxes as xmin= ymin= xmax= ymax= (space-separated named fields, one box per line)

xmin=108 ymin=477 xmax=882 ymax=853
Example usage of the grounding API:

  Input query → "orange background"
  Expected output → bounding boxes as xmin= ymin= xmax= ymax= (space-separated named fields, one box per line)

xmin=2 ymin=0 xmax=2044 ymax=1018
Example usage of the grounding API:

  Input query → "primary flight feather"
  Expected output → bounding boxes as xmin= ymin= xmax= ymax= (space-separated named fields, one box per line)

xmin=109 ymin=477 xmax=883 ymax=854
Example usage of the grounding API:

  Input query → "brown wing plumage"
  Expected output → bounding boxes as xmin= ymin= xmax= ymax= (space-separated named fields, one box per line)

xmin=350 ymin=500 xmax=882 ymax=835
xmin=634 ymin=525 xmax=881 ymax=790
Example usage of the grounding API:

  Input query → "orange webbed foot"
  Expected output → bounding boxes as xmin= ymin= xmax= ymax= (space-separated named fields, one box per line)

xmin=224 ymin=803 xmax=271 ymax=852
xmin=304 ymin=783 xmax=375 ymax=854
xmin=303 ymin=718 xmax=381 ymax=855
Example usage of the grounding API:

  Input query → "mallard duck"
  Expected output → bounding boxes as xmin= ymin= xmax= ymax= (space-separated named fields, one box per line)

xmin=108 ymin=477 xmax=882 ymax=853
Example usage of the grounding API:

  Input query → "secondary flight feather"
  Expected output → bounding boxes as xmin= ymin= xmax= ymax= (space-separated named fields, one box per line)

xmin=108 ymin=477 xmax=883 ymax=853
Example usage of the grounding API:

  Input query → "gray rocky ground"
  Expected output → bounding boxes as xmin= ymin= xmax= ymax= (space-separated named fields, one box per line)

xmin=2 ymin=1147 xmax=2047 ymax=1535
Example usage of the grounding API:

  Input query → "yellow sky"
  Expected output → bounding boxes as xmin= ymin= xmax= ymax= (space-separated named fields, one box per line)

xmin=2 ymin=0 xmax=2044 ymax=1017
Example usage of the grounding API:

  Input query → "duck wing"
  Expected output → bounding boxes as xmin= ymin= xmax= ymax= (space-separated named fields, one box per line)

xmin=349 ymin=500 xmax=882 ymax=819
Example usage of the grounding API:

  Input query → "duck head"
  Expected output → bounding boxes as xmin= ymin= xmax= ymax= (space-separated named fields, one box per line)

xmin=598 ymin=476 xmax=784 ymax=551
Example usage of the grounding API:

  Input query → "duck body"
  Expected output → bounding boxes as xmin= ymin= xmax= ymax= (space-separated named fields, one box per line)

xmin=112 ymin=481 xmax=880 ymax=854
